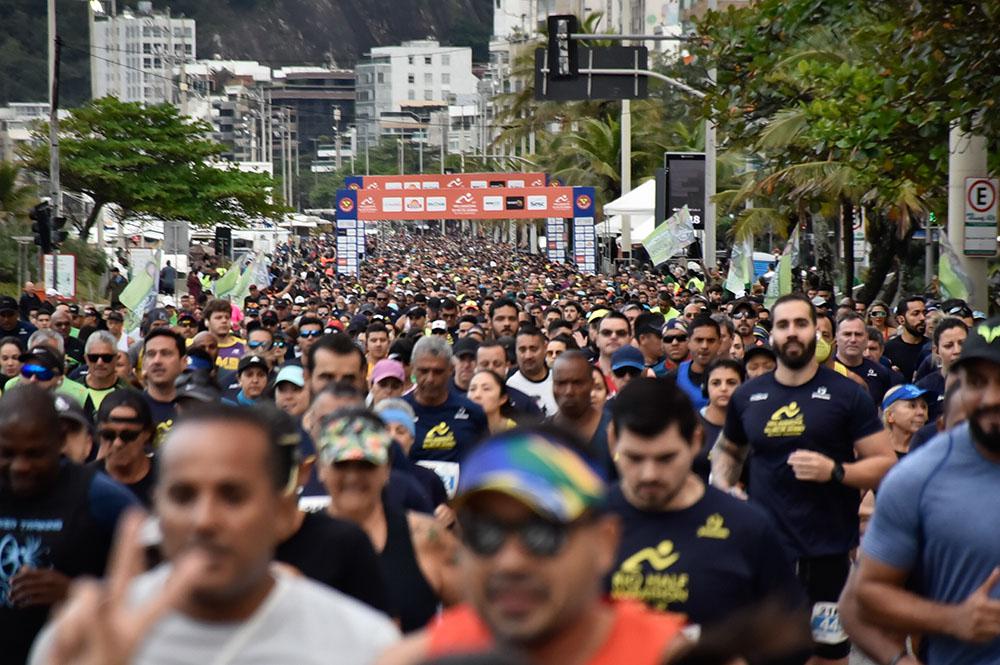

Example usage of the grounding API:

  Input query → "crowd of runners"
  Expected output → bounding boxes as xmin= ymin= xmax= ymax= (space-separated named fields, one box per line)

xmin=1 ymin=229 xmax=998 ymax=665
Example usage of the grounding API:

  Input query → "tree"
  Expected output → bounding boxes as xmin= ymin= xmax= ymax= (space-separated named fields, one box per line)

xmin=0 ymin=162 xmax=35 ymax=222
xmin=19 ymin=97 xmax=286 ymax=240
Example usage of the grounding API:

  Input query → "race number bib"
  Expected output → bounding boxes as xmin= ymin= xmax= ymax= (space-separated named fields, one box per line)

xmin=416 ymin=461 xmax=461 ymax=499
xmin=810 ymin=601 xmax=847 ymax=644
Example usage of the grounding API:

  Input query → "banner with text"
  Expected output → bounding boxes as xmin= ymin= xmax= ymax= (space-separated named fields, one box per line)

xmin=335 ymin=186 xmax=596 ymax=222
xmin=573 ymin=217 xmax=597 ymax=273
xmin=336 ymin=219 xmax=363 ymax=275
xmin=546 ymin=218 xmax=568 ymax=263
xmin=345 ymin=172 xmax=547 ymax=191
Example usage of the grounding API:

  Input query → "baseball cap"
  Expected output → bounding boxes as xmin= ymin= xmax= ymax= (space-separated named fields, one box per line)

xmin=454 ymin=431 xmax=606 ymax=523
xmin=318 ymin=414 xmax=392 ymax=466
xmin=611 ymin=345 xmax=645 ymax=372
xmin=882 ymin=384 xmax=929 ymax=411
xmin=54 ymin=394 xmax=89 ymax=430
xmin=237 ymin=355 xmax=268 ymax=374
xmin=177 ymin=311 xmax=197 ymax=325
xmin=106 ymin=310 xmax=124 ymax=322
xmin=274 ymin=364 xmax=305 ymax=388
xmin=430 ymin=320 xmax=448 ymax=332
xmin=20 ymin=347 xmax=65 ymax=373
xmin=0 ymin=296 xmax=18 ymax=314
xmin=174 ymin=374 xmax=220 ymax=404
xmin=954 ymin=317 xmax=1000 ymax=370
xmin=371 ymin=359 xmax=405 ymax=385
xmin=661 ymin=319 xmax=687 ymax=336
xmin=731 ymin=300 xmax=756 ymax=317
xmin=743 ymin=345 xmax=776 ymax=364
xmin=453 ymin=337 xmax=480 ymax=358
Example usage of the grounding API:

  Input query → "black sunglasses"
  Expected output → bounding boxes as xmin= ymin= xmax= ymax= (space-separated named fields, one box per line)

xmin=299 ymin=330 xmax=323 ymax=338
xmin=87 ymin=353 xmax=116 ymax=364
xmin=98 ymin=428 xmax=143 ymax=444
xmin=612 ymin=366 xmax=642 ymax=379
xmin=458 ymin=512 xmax=572 ymax=558
xmin=662 ymin=334 xmax=688 ymax=343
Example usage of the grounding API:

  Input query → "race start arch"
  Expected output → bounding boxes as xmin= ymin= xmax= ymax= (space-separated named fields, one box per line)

xmin=334 ymin=175 xmax=597 ymax=275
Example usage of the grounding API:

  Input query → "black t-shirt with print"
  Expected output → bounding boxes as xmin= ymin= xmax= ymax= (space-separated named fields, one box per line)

xmin=724 ymin=366 xmax=882 ymax=559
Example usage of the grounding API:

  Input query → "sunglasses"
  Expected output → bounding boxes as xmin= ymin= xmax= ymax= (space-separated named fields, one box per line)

xmin=613 ymin=366 xmax=642 ymax=379
xmin=87 ymin=353 xmax=116 ymax=364
xmin=246 ymin=309 xmax=260 ymax=317
xmin=662 ymin=334 xmax=688 ymax=343
xmin=431 ymin=329 xmax=448 ymax=335
xmin=731 ymin=311 xmax=754 ymax=320
xmin=869 ymin=311 xmax=888 ymax=318
xmin=458 ymin=512 xmax=573 ymax=558
xmin=599 ymin=329 xmax=629 ymax=338
xmin=273 ymin=340 xmax=288 ymax=349
xmin=98 ymin=428 xmax=144 ymax=444
xmin=248 ymin=340 xmax=272 ymax=350
xmin=299 ymin=330 xmax=323 ymax=338
xmin=21 ymin=364 xmax=55 ymax=381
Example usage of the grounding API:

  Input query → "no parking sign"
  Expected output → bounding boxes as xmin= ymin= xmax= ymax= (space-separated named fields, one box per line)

xmin=964 ymin=178 xmax=998 ymax=256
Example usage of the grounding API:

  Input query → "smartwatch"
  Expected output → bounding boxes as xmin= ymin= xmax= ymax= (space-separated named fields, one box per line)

xmin=830 ymin=461 xmax=845 ymax=484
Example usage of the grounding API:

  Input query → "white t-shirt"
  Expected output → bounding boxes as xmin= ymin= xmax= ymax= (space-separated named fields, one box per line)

xmin=30 ymin=565 xmax=399 ymax=665
xmin=506 ymin=369 xmax=558 ymax=416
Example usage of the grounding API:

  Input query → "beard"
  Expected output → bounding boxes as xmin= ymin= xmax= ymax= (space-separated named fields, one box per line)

xmin=969 ymin=407 xmax=1000 ymax=454
xmin=905 ymin=322 xmax=926 ymax=337
xmin=776 ymin=336 xmax=817 ymax=370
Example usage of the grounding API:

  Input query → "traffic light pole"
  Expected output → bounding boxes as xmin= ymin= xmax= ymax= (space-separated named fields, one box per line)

xmin=48 ymin=0 xmax=61 ymax=293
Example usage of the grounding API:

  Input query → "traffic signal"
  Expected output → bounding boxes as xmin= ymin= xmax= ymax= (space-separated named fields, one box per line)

xmin=29 ymin=201 xmax=53 ymax=254
xmin=547 ymin=15 xmax=579 ymax=79
xmin=51 ymin=216 xmax=68 ymax=249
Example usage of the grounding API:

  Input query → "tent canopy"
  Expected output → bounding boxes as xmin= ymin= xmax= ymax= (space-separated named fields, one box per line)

xmin=603 ymin=179 xmax=656 ymax=216
xmin=599 ymin=215 xmax=655 ymax=239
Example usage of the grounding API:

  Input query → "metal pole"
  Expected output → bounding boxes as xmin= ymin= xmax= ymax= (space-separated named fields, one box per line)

xmin=418 ymin=135 xmax=424 ymax=173
xmin=48 ymin=0 xmax=60 ymax=291
xmin=704 ymin=0 xmax=718 ymax=271
xmin=398 ymin=137 xmax=404 ymax=175
xmin=924 ymin=223 xmax=933 ymax=287
xmin=947 ymin=122 xmax=989 ymax=310
xmin=620 ymin=99 xmax=631 ymax=267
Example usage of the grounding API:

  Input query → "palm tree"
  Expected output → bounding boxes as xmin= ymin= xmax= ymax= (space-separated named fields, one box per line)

xmin=0 ymin=162 xmax=35 ymax=223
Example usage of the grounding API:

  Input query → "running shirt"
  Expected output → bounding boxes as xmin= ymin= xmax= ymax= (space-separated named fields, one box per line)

xmin=724 ymin=365 xmax=883 ymax=559
xmin=883 ymin=335 xmax=928 ymax=381
xmin=404 ymin=389 xmax=488 ymax=471
xmin=606 ymin=485 xmax=802 ymax=626
xmin=426 ymin=601 xmax=686 ymax=665
xmin=670 ymin=361 xmax=708 ymax=410
xmin=863 ymin=424 xmax=1000 ymax=665
xmin=843 ymin=357 xmax=894 ymax=406
xmin=215 ymin=336 xmax=247 ymax=372
xmin=506 ymin=369 xmax=558 ymax=416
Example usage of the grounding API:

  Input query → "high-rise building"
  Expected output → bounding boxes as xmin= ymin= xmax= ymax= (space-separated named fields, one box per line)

xmin=90 ymin=1 xmax=196 ymax=105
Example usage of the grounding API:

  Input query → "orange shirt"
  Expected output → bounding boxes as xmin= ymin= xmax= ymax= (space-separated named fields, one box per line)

xmin=426 ymin=601 xmax=686 ymax=665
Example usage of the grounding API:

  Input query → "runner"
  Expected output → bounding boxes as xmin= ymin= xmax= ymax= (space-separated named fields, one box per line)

xmin=883 ymin=297 xmax=928 ymax=381
xmin=669 ymin=315 xmax=723 ymax=410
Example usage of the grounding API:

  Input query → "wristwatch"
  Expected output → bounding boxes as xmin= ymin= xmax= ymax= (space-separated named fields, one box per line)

xmin=829 ymin=461 xmax=845 ymax=484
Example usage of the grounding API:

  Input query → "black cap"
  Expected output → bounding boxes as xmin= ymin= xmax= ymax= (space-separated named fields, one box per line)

xmin=174 ymin=374 xmax=221 ymax=404
xmin=0 ymin=296 xmax=17 ymax=314
xmin=955 ymin=318 xmax=1000 ymax=369
xmin=743 ymin=345 xmax=776 ymax=364
xmin=731 ymin=300 xmax=756 ymax=317
xmin=20 ymin=347 xmax=65 ymax=373
xmin=453 ymin=336 xmax=480 ymax=358
xmin=106 ymin=310 xmax=124 ymax=322
xmin=237 ymin=354 xmax=268 ymax=374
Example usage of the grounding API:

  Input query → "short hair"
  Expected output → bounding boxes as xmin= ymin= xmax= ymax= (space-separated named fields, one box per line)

xmin=97 ymin=389 xmax=154 ymax=431
xmin=203 ymin=299 xmax=232 ymax=319
xmin=412 ymin=334 xmax=452 ymax=364
xmin=305 ymin=332 xmax=365 ymax=373
xmin=477 ymin=339 xmax=508 ymax=359
xmin=366 ymin=323 xmax=389 ymax=337
xmin=866 ymin=326 xmax=885 ymax=346
xmin=895 ymin=295 xmax=926 ymax=317
xmin=85 ymin=330 xmax=118 ymax=353
xmin=598 ymin=310 xmax=631 ymax=334
xmin=0 ymin=384 xmax=61 ymax=448
xmin=836 ymin=311 xmax=865 ymax=327
xmin=546 ymin=318 xmax=573 ymax=334
xmin=549 ymin=334 xmax=579 ymax=351
xmin=933 ymin=316 xmax=968 ymax=347
xmin=562 ymin=302 xmax=584 ymax=316
xmin=611 ymin=378 xmax=698 ymax=443
xmin=772 ymin=294 xmax=817 ymax=324
xmin=170 ymin=402 xmax=298 ymax=492
xmin=298 ymin=316 xmax=323 ymax=330
xmin=143 ymin=328 xmax=185 ymax=356
xmin=28 ymin=329 xmax=64 ymax=354
xmin=712 ymin=313 xmax=735 ymax=336
xmin=440 ymin=298 xmax=458 ymax=312
xmin=489 ymin=298 xmax=519 ymax=319
xmin=246 ymin=323 xmax=274 ymax=341
xmin=515 ymin=325 xmax=545 ymax=341
xmin=687 ymin=314 xmax=720 ymax=337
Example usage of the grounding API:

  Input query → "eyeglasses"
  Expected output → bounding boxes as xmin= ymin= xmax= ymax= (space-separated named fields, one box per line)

xmin=298 ymin=330 xmax=323 ymax=339
xmin=458 ymin=512 xmax=573 ymax=558
xmin=599 ymin=329 xmax=629 ymax=338
xmin=612 ymin=366 xmax=642 ymax=379
xmin=21 ymin=364 xmax=55 ymax=381
xmin=87 ymin=353 xmax=116 ymax=364
xmin=248 ymin=340 xmax=272 ymax=350
xmin=98 ymin=428 xmax=143 ymax=444
xmin=869 ymin=311 xmax=887 ymax=318
xmin=662 ymin=334 xmax=688 ymax=343
xmin=731 ymin=311 xmax=754 ymax=320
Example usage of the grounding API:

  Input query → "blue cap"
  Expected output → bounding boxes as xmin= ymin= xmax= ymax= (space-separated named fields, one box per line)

xmin=611 ymin=345 xmax=645 ymax=372
xmin=882 ymin=384 xmax=929 ymax=411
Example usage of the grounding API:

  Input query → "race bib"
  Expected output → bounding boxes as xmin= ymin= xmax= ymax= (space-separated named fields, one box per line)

xmin=416 ymin=460 xmax=461 ymax=499
xmin=810 ymin=601 xmax=847 ymax=644
xmin=298 ymin=495 xmax=332 ymax=513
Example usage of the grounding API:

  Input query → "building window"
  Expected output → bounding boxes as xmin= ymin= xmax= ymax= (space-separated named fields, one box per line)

xmin=442 ymin=54 xmax=450 ymax=66
xmin=407 ymin=55 xmax=414 ymax=65
xmin=424 ymin=72 xmax=433 ymax=84
xmin=424 ymin=90 xmax=433 ymax=101
xmin=442 ymin=73 xmax=450 ymax=84
xmin=377 ymin=72 xmax=384 ymax=83
xmin=408 ymin=89 xmax=416 ymax=100
xmin=143 ymin=43 xmax=152 ymax=54
xmin=407 ymin=74 xmax=415 ymax=84
xmin=424 ymin=56 xmax=432 ymax=65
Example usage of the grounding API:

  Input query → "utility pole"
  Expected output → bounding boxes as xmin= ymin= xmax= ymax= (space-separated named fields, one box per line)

xmin=398 ymin=137 xmax=404 ymax=175
xmin=704 ymin=0 xmax=718 ymax=270
xmin=947 ymin=122 xmax=990 ymax=310
xmin=618 ymin=0 xmax=633 ymax=268
xmin=48 ymin=0 xmax=61 ymax=290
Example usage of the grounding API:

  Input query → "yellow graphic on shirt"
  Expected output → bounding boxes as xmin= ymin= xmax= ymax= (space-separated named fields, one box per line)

xmin=763 ymin=401 xmax=805 ymax=437
xmin=423 ymin=422 xmax=457 ymax=450
xmin=611 ymin=540 xmax=689 ymax=609
xmin=696 ymin=514 xmax=730 ymax=539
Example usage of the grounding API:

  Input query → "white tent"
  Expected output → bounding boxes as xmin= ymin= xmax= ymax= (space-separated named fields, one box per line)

xmin=603 ymin=179 xmax=656 ymax=216
xmin=599 ymin=215 xmax=655 ymax=239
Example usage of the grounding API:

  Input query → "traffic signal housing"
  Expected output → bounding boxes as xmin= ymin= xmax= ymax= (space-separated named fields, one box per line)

xmin=30 ymin=201 xmax=53 ymax=254
xmin=51 ymin=216 xmax=68 ymax=250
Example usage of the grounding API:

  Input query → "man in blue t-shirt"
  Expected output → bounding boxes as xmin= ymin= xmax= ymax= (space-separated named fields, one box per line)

xmin=711 ymin=294 xmax=895 ymax=664
xmin=667 ymin=315 xmax=722 ymax=411
xmin=851 ymin=317 xmax=1000 ymax=665
xmin=605 ymin=377 xmax=806 ymax=632
xmin=404 ymin=336 xmax=488 ymax=498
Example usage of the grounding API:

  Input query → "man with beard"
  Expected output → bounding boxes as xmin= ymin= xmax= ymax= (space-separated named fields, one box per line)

xmin=506 ymin=327 xmax=557 ymax=416
xmin=667 ymin=315 xmax=722 ymax=410
xmin=731 ymin=300 xmax=761 ymax=350
xmin=848 ymin=318 xmax=1000 ymax=665
xmin=711 ymin=294 xmax=896 ymax=665
xmin=605 ymin=378 xmax=805 ymax=631
xmin=488 ymin=299 xmax=520 ymax=340
xmin=883 ymin=296 xmax=928 ymax=381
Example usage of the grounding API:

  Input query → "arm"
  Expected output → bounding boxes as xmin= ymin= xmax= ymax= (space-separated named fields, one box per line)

xmin=855 ymin=554 xmax=1000 ymax=643
xmin=408 ymin=512 xmax=463 ymax=606
xmin=709 ymin=433 xmax=748 ymax=491
xmin=839 ymin=564 xmax=920 ymax=665
xmin=788 ymin=428 xmax=896 ymax=490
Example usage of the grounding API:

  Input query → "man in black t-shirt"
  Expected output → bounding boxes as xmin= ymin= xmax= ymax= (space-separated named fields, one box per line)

xmin=835 ymin=312 xmax=891 ymax=405
xmin=883 ymin=296 xmax=928 ymax=381
xmin=605 ymin=378 xmax=805 ymax=631
xmin=711 ymin=294 xmax=896 ymax=664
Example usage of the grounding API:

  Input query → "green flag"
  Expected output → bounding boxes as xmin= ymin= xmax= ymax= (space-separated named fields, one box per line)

xmin=119 ymin=249 xmax=161 ymax=332
xmin=231 ymin=251 xmax=261 ymax=305
xmin=724 ymin=230 xmax=754 ymax=297
xmin=764 ymin=227 xmax=798 ymax=309
xmin=212 ymin=262 xmax=240 ymax=299
xmin=938 ymin=233 xmax=972 ymax=302
xmin=642 ymin=206 xmax=696 ymax=266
